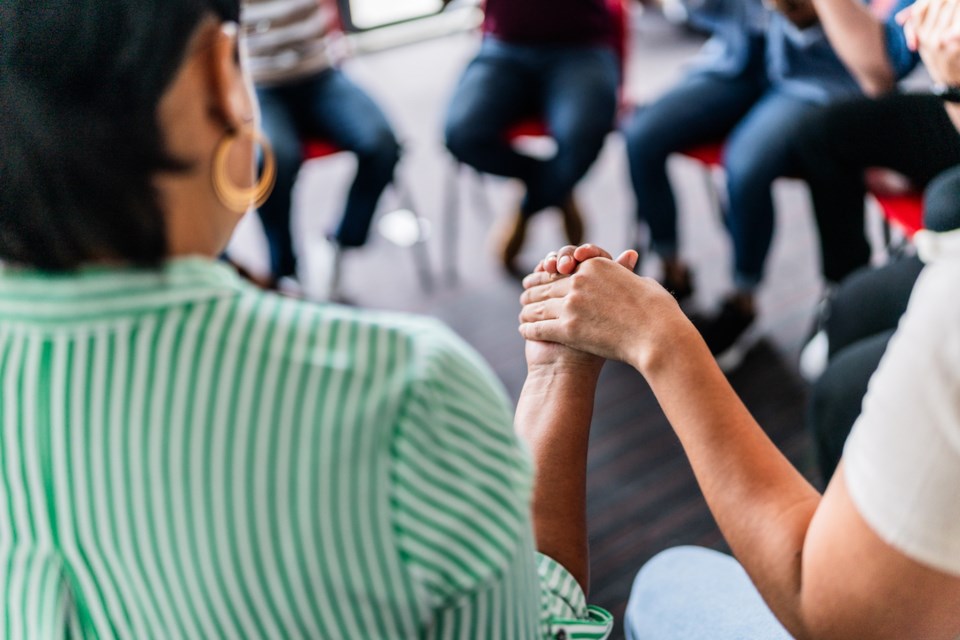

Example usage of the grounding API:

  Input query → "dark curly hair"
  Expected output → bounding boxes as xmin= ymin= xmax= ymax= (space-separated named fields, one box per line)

xmin=0 ymin=0 xmax=242 ymax=270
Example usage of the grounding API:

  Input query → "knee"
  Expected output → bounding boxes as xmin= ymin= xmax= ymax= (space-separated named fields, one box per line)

xmin=271 ymin=141 xmax=303 ymax=189
xmin=723 ymin=147 xmax=779 ymax=197
xmin=444 ymin=113 xmax=486 ymax=161
xmin=355 ymin=127 xmax=400 ymax=169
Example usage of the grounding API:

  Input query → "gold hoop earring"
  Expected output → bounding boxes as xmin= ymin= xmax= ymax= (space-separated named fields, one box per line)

xmin=212 ymin=124 xmax=276 ymax=213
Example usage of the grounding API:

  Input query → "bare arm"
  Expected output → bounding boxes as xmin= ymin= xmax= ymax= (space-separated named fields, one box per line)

xmin=811 ymin=0 xmax=895 ymax=95
xmin=514 ymin=249 xmax=637 ymax=594
xmin=520 ymin=252 xmax=960 ymax=638
xmin=515 ymin=365 xmax=598 ymax=593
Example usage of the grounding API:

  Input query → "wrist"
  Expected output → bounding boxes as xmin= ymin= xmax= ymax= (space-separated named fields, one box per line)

xmin=630 ymin=317 xmax=705 ymax=377
xmin=525 ymin=361 xmax=602 ymax=388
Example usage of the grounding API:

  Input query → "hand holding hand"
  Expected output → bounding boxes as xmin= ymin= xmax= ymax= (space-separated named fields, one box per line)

xmin=520 ymin=245 xmax=637 ymax=377
xmin=519 ymin=245 xmax=700 ymax=375
xmin=898 ymin=0 xmax=960 ymax=85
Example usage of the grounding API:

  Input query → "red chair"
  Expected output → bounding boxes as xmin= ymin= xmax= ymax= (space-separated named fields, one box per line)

xmin=865 ymin=168 xmax=924 ymax=249
xmin=299 ymin=138 xmax=434 ymax=297
xmin=443 ymin=0 xmax=631 ymax=283
xmin=674 ymin=143 xmax=925 ymax=258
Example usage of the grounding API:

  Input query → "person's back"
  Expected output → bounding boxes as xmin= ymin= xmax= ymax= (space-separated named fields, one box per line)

xmin=0 ymin=259 xmax=548 ymax=637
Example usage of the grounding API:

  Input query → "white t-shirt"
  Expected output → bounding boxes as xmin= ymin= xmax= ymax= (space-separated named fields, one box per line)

xmin=844 ymin=229 xmax=960 ymax=578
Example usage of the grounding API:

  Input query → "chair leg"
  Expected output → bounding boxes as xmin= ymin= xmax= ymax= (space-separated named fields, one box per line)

xmin=472 ymin=168 xmax=496 ymax=223
xmin=328 ymin=244 xmax=345 ymax=303
xmin=443 ymin=159 xmax=462 ymax=285
xmin=391 ymin=172 xmax=435 ymax=293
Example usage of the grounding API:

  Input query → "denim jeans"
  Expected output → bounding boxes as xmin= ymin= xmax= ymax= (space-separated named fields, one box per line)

xmin=625 ymin=546 xmax=793 ymax=639
xmin=623 ymin=42 xmax=818 ymax=290
xmin=256 ymin=68 xmax=400 ymax=278
xmin=444 ymin=37 xmax=618 ymax=216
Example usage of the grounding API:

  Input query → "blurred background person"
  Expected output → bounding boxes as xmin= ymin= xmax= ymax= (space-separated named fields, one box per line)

xmin=443 ymin=0 xmax=620 ymax=277
xmin=243 ymin=0 xmax=401 ymax=290
xmin=623 ymin=0 xmax=918 ymax=368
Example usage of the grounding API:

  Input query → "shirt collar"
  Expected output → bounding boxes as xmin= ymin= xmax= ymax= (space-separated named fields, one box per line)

xmin=0 ymin=257 xmax=247 ymax=324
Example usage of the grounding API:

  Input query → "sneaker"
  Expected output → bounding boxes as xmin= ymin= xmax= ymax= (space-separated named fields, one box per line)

xmin=559 ymin=195 xmax=585 ymax=246
xmin=660 ymin=263 xmax=694 ymax=303
xmin=691 ymin=297 xmax=757 ymax=371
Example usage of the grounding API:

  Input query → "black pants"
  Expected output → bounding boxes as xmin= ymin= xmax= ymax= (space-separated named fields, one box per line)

xmin=807 ymin=166 xmax=960 ymax=481
xmin=795 ymin=92 xmax=960 ymax=282
xmin=808 ymin=255 xmax=923 ymax=481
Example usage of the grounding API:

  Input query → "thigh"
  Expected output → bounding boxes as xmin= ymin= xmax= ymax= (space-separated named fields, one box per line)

xmin=822 ymin=93 xmax=960 ymax=183
xmin=826 ymin=256 xmax=923 ymax=356
xmin=257 ymin=86 xmax=305 ymax=171
xmin=540 ymin=47 xmax=619 ymax=141
xmin=445 ymin=40 xmax=540 ymax=135
xmin=297 ymin=69 xmax=397 ymax=154
xmin=623 ymin=72 xmax=765 ymax=157
xmin=724 ymin=91 xmax=817 ymax=180
xmin=625 ymin=546 xmax=792 ymax=640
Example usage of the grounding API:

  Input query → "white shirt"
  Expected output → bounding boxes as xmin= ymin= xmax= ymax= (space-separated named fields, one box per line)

xmin=844 ymin=230 xmax=960 ymax=578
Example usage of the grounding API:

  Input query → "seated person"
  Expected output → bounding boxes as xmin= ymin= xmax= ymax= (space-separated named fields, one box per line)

xmin=793 ymin=91 xmax=960 ymax=282
xmin=809 ymin=163 xmax=960 ymax=482
xmin=0 ymin=1 xmax=614 ymax=636
xmin=443 ymin=0 xmax=620 ymax=276
xmin=243 ymin=0 xmax=400 ymax=288
xmin=623 ymin=0 xmax=918 ymax=368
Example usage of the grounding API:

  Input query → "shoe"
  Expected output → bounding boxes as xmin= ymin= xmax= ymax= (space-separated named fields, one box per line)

xmin=660 ymin=264 xmax=694 ymax=303
xmin=691 ymin=296 xmax=757 ymax=371
xmin=496 ymin=209 xmax=529 ymax=278
xmin=559 ymin=195 xmax=585 ymax=246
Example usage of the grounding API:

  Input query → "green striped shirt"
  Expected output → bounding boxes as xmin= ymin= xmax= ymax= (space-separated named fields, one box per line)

xmin=0 ymin=258 xmax=612 ymax=639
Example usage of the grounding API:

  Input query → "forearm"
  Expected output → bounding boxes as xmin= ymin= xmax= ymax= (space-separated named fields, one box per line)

xmin=515 ymin=366 xmax=598 ymax=595
xmin=639 ymin=329 xmax=822 ymax=638
xmin=812 ymin=0 xmax=895 ymax=95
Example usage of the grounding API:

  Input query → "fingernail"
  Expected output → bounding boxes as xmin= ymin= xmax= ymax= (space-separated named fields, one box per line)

xmin=558 ymin=256 xmax=571 ymax=270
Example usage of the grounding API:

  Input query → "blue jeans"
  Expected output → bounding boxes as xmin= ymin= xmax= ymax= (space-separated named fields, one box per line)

xmin=624 ymin=48 xmax=818 ymax=289
xmin=444 ymin=37 xmax=618 ymax=216
xmin=625 ymin=546 xmax=793 ymax=639
xmin=256 ymin=68 xmax=400 ymax=278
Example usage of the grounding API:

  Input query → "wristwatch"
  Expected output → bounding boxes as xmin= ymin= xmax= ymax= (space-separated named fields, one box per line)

xmin=931 ymin=82 xmax=960 ymax=103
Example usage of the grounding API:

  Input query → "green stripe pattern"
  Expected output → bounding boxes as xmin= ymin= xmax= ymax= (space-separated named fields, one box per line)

xmin=0 ymin=258 xmax=612 ymax=639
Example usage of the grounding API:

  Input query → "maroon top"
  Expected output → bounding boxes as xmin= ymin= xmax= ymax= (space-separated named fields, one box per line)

xmin=483 ymin=0 xmax=614 ymax=47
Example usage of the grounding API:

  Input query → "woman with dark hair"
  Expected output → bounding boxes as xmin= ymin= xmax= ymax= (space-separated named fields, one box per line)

xmin=0 ymin=1 xmax=612 ymax=636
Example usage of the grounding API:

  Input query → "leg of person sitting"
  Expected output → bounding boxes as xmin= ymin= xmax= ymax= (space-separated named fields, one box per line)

xmin=795 ymin=93 xmax=960 ymax=283
xmin=255 ymin=86 xmax=304 ymax=282
xmin=444 ymin=39 xmax=540 ymax=182
xmin=622 ymin=70 xmax=765 ymax=299
xmin=624 ymin=546 xmax=792 ymax=640
xmin=300 ymin=68 xmax=400 ymax=249
xmin=809 ymin=330 xmax=895 ymax=484
xmin=700 ymin=91 xmax=819 ymax=362
xmin=443 ymin=39 xmax=542 ymax=271
xmin=823 ymin=255 xmax=923 ymax=360
xmin=527 ymin=45 xmax=619 ymax=246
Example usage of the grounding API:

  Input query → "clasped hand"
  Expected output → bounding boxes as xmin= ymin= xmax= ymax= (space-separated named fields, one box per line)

xmin=898 ymin=0 xmax=960 ymax=86
xmin=518 ymin=244 xmax=697 ymax=376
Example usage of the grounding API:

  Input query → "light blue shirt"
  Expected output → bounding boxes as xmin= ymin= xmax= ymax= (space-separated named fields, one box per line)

xmin=685 ymin=0 xmax=920 ymax=103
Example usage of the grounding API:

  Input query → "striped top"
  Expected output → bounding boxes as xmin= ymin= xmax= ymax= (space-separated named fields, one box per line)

xmin=0 ymin=258 xmax=612 ymax=639
xmin=241 ymin=0 xmax=338 ymax=86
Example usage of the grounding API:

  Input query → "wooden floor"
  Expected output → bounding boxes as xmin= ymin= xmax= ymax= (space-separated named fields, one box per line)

xmin=229 ymin=10 xmax=830 ymax=636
